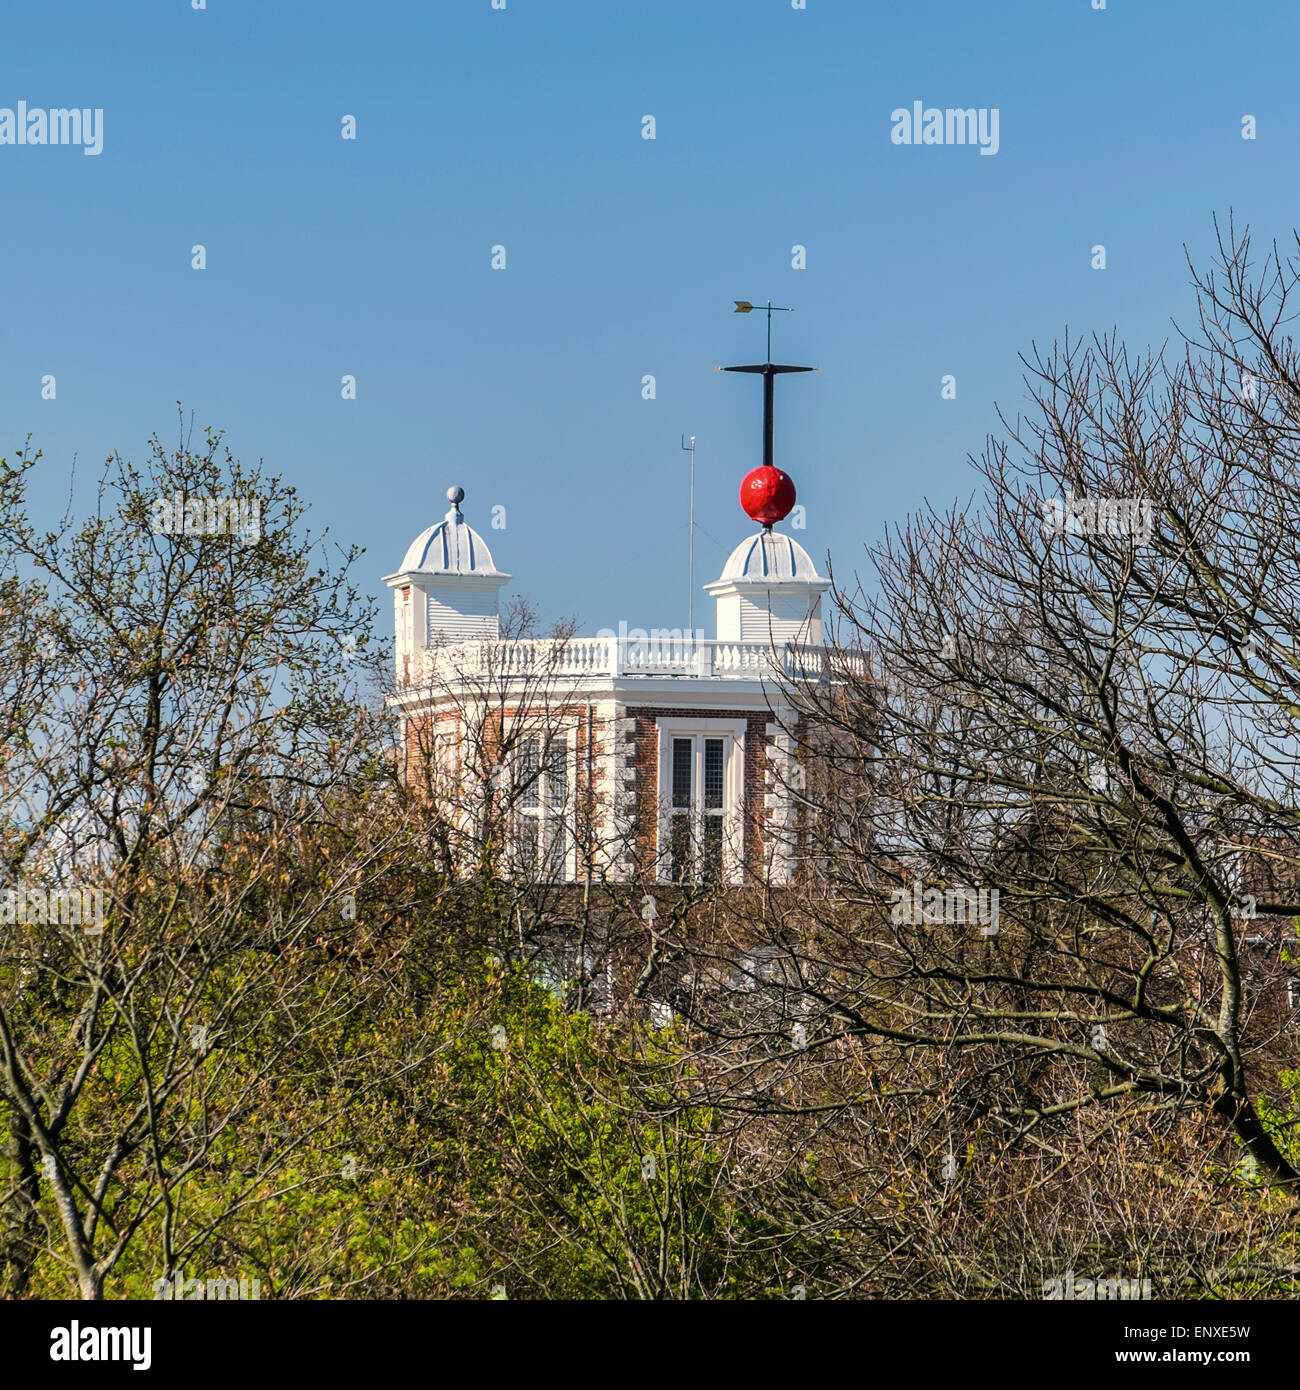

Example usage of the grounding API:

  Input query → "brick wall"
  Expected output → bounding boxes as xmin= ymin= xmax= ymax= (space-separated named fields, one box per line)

xmin=405 ymin=700 xmax=790 ymax=885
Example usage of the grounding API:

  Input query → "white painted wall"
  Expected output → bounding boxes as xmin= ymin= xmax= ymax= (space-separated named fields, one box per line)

xmin=716 ymin=589 xmax=822 ymax=644
xmin=426 ymin=582 xmax=501 ymax=642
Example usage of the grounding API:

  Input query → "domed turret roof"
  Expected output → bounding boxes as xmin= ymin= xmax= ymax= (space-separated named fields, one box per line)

xmin=397 ymin=486 xmax=505 ymax=577
xmin=713 ymin=529 xmax=824 ymax=585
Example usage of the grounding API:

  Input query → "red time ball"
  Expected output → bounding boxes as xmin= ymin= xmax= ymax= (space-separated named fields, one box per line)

xmin=740 ymin=465 xmax=796 ymax=526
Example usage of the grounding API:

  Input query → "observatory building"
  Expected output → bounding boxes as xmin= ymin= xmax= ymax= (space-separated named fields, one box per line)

xmin=384 ymin=336 xmax=834 ymax=888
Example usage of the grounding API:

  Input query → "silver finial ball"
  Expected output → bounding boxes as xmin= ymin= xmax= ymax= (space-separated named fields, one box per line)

xmin=447 ymin=485 xmax=465 ymax=506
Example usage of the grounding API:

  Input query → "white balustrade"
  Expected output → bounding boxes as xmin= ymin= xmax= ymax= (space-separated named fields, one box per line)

xmin=418 ymin=638 xmax=831 ymax=688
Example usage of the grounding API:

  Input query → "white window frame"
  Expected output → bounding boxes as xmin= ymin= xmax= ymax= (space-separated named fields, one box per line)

xmin=429 ymin=720 xmax=458 ymax=788
xmin=512 ymin=728 xmax=574 ymax=882
xmin=655 ymin=717 xmax=746 ymax=886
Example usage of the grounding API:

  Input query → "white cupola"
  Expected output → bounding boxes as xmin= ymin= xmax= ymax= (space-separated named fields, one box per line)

xmin=383 ymin=486 xmax=510 ymax=685
xmin=705 ymin=529 xmax=829 ymax=645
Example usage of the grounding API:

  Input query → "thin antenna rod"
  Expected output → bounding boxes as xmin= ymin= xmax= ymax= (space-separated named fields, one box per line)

xmin=681 ymin=434 xmax=696 ymax=633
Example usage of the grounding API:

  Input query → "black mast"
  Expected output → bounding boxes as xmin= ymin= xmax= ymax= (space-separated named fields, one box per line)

xmin=722 ymin=300 xmax=815 ymax=471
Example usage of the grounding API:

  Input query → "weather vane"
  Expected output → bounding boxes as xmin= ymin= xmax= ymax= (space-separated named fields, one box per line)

xmin=717 ymin=299 xmax=818 ymax=530
xmin=733 ymin=298 xmax=791 ymax=362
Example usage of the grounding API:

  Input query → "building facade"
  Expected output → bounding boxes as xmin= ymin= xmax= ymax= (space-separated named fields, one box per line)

xmin=384 ymin=484 xmax=831 ymax=888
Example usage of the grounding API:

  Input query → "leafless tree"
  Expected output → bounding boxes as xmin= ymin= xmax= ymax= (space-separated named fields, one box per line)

xmin=781 ymin=216 xmax=1300 ymax=1202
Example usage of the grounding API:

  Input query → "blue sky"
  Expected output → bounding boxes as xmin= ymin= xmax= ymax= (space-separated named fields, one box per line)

xmin=1 ymin=0 xmax=1295 ymax=639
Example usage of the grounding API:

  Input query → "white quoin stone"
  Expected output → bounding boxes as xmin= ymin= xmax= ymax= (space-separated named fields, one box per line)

xmin=383 ymin=487 xmax=510 ymax=684
xmin=704 ymin=529 xmax=829 ymax=645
